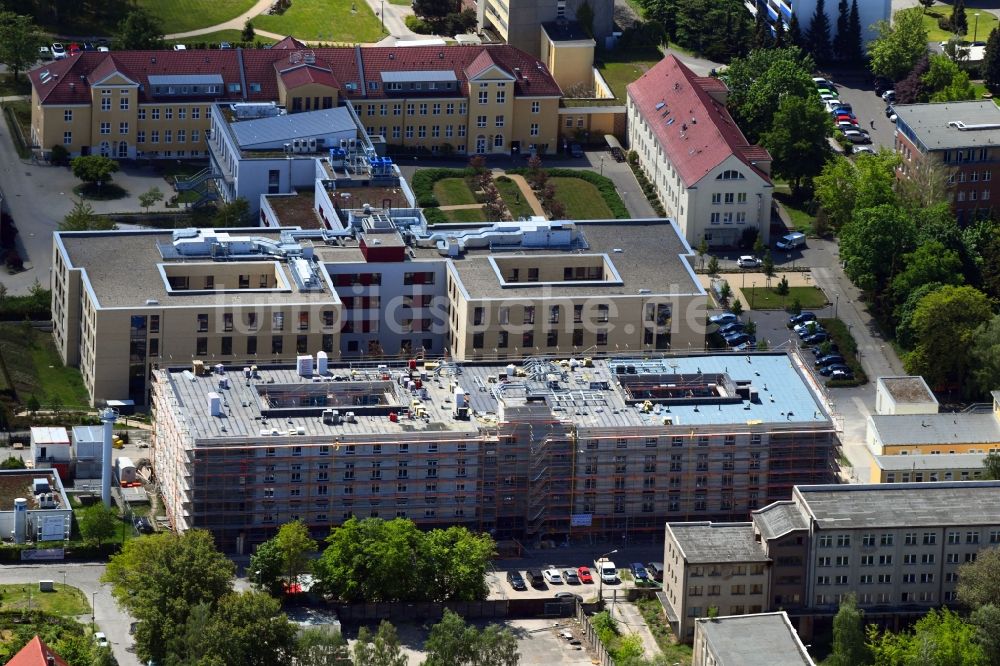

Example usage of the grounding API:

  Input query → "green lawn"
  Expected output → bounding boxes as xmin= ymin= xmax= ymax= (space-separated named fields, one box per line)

xmin=495 ymin=178 xmax=534 ymax=219
xmin=549 ymin=177 xmax=614 ymax=219
xmin=636 ymin=597 xmax=692 ymax=665
xmin=596 ymin=49 xmax=663 ymax=100
xmin=167 ymin=30 xmax=278 ymax=46
xmin=971 ymin=82 xmax=999 ymax=105
xmin=0 ymin=74 xmax=31 ymax=98
xmin=433 ymin=178 xmax=477 ymax=206
xmin=387 ymin=0 xmax=411 ymax=5
xmin=922 ymin=4 xmax=999 ymax=42
xmin=774 ymin=190 xmax=817 ymax=235
xmin=254 ymin=0 xmax=385 ymax=42
xmin=0 ymin=584 xmax=90 ymax=616
xmin=444 ymin=207 xmax=487 ymax=222
xmin=745 ymin=285 xmax=828 ymax=310
xmin=0 ymin=323 xmax=90 ymax=408
xmin=134 ymin=0 xmax=258 ymax=34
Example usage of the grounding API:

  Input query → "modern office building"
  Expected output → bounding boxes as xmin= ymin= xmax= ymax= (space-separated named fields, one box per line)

xmin=893 ymin=101 xmax=1000 ymax=224
xmin=150 ymin=352 xmax=837 ymax=553
xmin=627 ymin=55 xmax=774 ymax=249
xmin=747 ymin=0 xmax=888 ymax=46
xmin=477 ymin=0 xmax=615 ymax=58
xmin=27 ymin=41 xmax=565 ymax=160
xmin=692 ymin=611 xmax=816 ymax=666
xmin=664 ymin=481 xmax=1000 ymax=641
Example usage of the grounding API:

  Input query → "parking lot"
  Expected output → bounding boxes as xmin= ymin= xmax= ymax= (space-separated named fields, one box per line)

xmin=819 ymin=70 xmax=898 ymax=151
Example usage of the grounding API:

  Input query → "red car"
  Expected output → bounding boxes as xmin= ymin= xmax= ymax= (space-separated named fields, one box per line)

xmin=577 ymin=566 xmax=593 ymax=584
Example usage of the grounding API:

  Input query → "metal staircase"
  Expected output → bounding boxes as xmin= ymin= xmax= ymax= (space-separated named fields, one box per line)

xmin=174 ymin=168 xmax=221 ymax=209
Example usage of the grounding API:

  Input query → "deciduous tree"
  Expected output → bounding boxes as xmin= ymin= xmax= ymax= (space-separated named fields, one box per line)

xmin=138 ymin=187 xmax=164 ymax=213
xmin=214 ymin=198 xmax=250 ymax=227
xmin=890 ymin=241 xmax=964 ymax=310
xmin=958 ymin=546 xmax=1000 ymax=609
xmin=866 ymin=608 xmax=987 ymax=665
xmin=248 ymin=538 xmax=285 ymax=597
xmin=724 ymin=47 xmax=816 ymax=143
xmin=71 ymin=155 xmax=120 ymax=192
xmin=982 ymin=450 xmax=1000 ymax=480
xmin=829 ymin=594 xmax=871 ymax=666
xmin=78 ymin=503 xmax=118 ymax=546
xmin=60 ymin=200 xmax=115 ymax=231
xmin=352 ymin=621 xmax=407 ymax=666
xmin=0 ymin=13 xmax=43 ymax=81
xmin=904 ymin=285 xmax=993 ymax=390
xmin=424 ymin=610 xmax=519 ymax=666
xmin=295 ymin=628 xmax=351 ymax=666
xmin=760 ymin=95 xmax=831 ymax=194
xmin=102 ymin=530 xmax=235 ymax=664
xmin=113 ymin=8 xmax=165 ymax=50
xmin=199 ymin=591 xmax=296 ymax=666
xmin=970 ymin=604 xmax=1000 ymax=663
xmin=868 ymin=8 xmax=929 ymax=82
xmin=274 ymin=519 xmax=317 ymax=586
xmin=839 ymin=204 xmax=916 ymax=294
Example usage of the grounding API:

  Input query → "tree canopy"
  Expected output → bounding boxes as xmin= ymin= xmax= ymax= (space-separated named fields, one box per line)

xmin=423 ymin=610 xmax=519 ymax=666
xmin=958 ymin=546 xmax=1000 ymax=609
xmin=314 ymin=517 xmax=495 ymax=603
xmin=724 ymin=47 xmax=817 ymax=143
xmin=866 ymin=608 xmax=987 ymax=666
xmin=760 ymin=95 xmax=831 ymax=193
xmin=102 ymin=530 xmax=236 ymax=663
xmin=70 ymin=156 xmax=120 ymax=189
xmin=113 ymin=8 xmax=165 ymax=50
xmin=829 ymin=594 xmax=871 ymax=666
xmin=0 ymin=12 xmax=44 ymax=81
xmin=868 ymin=8 xmax=930 ymax=81
xmin=60 ymin=200 xmax=115 ymax=232
xmin=78 ymin=503 xmax=119 ymax=546
xmin=839 ymin=203 xmax=917 ymax=294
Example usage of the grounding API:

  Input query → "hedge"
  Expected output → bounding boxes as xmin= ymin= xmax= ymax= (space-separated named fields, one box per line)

xmin=0 ymin=289 xmax=50 ymax=321
xmin=817 ymin=317 xmax=868 ymax=387
xmin=411 ymin=168 xmax=475 ymax=208
xmin=507 ymin=167 xmax=629 ymax=219
xmin=423 ymin=207 xmax=448 ymax=225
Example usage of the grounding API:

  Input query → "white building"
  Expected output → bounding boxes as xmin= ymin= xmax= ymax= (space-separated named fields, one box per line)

xmin=627 ymin=55 xmax=774 ymax=249
xmin=71 ymin=425 xmax=104 ymax=479
xmin=0 ymin=469 xmax=73 ymax=544
xmin=208 ymin=103 xmax=366 ymax=215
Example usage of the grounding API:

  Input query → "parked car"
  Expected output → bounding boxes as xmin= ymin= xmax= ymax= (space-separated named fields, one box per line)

xmin=737 ymin=255 xmax=761 ymax=268
xmin=554 ymin=592 xmax=584 ymax=603
xmin=708 ymin=312 xmax=738 ymax=326
xmin=843 ymin=130 xmax=871 ymax=144
xmin=717 ymin=321 xmax=746 ymax=336
xmin=68 ymin=43 xmax=80 ymax=56
xmin=577 ymin=566 xmax=594 ymax=584
xmin=173 ymin=44 xmax=187 ymax=50
xmin=38 ymin=46 xmax=52 ymax=60
xmin=820 ymin=363 xmax=852 ymax=376
xmin=788 ymin=312 xmax=817 ymax=326
xmin=51 ymin=42 xmax=66 ymax=59
xmin=798 ymin=327 xmax=825 ymax=340
xmin=507 ymin=570 xmax=527 ymax=590
xmin=811 ymin=343 xmax=840 ymax=356
xmin=570 ymin=143 xmax=584 ymax=158
xmin=82 ymin=42 xmax=96 ymax=51
xmin=882 ymin=89 xmax=896 ymax=103
xmin=94 ymin=632 xmax=109 ymax=648
xmin=630 ymin=563 xmax=649 ymax=581
xmin=831 ymin=103 xmax=853 ymax=114
xmin=853 ymin=146 xmax=877 ymax=155
xmin=563 ymin=568 xmax=580 ymax=584
xmin=723 ymin=329 xmax=751 ymax=343
xmin=794 ymin=321 xmax=823 ymax=335
xmin=813 ymin=77 xmax=836 ymax=89
xmin=219 ymin=41 xmax=232 ymax=49
xmin=815 ymin=354 xmax=846 ymax=368
xmin=775 ymin=232 xmax=806 ymax=250
xmin=646 ymin=562 xmax=664 ymax=581
xmin=803 ymin=331 xmax=830 ymax=344
xmin=884 ymin=105 xmax=895 ymax=118
xmin=543 ymin=568 xmax=563 ymax=584
xmin=526 ymin=569 xmax=546 ymax=588
xmin=97 ymin=46 xmax=110 ymax=52
xmin=726 ymin=333 xmax=756 ymax=347
xmin=830 ymin=368 xmax=855 ymax=381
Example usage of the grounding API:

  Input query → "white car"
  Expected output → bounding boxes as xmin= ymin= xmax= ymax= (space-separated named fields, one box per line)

xmin=813 ymin=77 xmax=835 ymax=88
xmin=173 ymin=44 xmax=187 ymax=50
xmin=543 ymin=568 xmax=563 ymax=584
xmin=93 ymin=632 xmax=109 ymax=647
xmin=97 ymin=46 xmax=110 ymax=52
xmin=853 ymin=145 xmax=876 ymax=155
xmin=38 ymin=46 xmax=52 ymax=60
xmin=51 ymin=42 xmax=66 ymax=59
xmin=737 ymin=255 xmax=761 ymax=268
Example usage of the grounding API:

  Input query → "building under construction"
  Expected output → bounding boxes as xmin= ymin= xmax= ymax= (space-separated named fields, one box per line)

xmin=151 ymin=352 xmax=838 ymax=553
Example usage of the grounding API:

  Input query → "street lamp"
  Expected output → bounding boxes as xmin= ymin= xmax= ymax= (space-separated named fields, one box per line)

xmin=751 ymin=281 xmax=756 ymax=310
xmin=597 ymin=548 xmax=618 ymax=604
xmin=381 ymin=0 xmax=385 ymax=32
xmin=600 ymin=155 xmax=605 ymax=177
xmin=91 ymin=591 xmax=96 ymax=631
xmin=834 ymin=294 xmax=839 ymax=320
xmin=975 ymin=12 xmax=981 ymax=43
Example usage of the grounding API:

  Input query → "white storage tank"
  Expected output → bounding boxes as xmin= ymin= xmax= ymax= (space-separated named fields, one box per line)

xmin=316 ymin=350 xmax=328 ymax=375
xmin=13 ymin=498 xmax=26 ymax=544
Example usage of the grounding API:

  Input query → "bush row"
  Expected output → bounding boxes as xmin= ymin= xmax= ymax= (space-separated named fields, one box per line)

xmin=0 ymin=290 xmax=50 ymax=321
xmin=628 ymin=162 xmax=667 ymax=216
xmin=411 ymin=168 xmax=475 ymax=207
xmin=508 ymin=167 xmax=630 ymax=219
xmin=817 ymin=317 xmax=869 ymax=387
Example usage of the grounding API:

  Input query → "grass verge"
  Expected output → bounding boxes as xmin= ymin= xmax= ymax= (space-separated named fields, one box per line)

xmin=635 ymin=597 xmax=693 ymax=665
xmin=595 ymin=49 xmax=663 ymax=101
xmin=745 ymin=285 xmax=827 ymax=310
xmin=549 ymin=177 xmax=614 ymax=219
xmin=922 ymin=4 xmax=999 ymax=42
xmin=254 ymin=0 xmax=385 ymax=42
xmin=773 ymin=190 xmax=817 ymax=235
xmin=508 ymin=167 xmax=629 ymax=219
xmin=0 ymin=323 xmax=90 ymax=408
xmin=0 ymin=583 xmax=90 ymax=616
xmin=433 ymin=177 xmax=477 ymax=206
xmin=495 ymin=177 xmax=535 ymax=219
xmin=166 ymin=30 xmax=279 ymax=46
xmin=135 ymin=0 xmax=258 ymax=34
xmin=3 ymin=101 xmax=31 ymax=159
xmin=817 ymin=317 xmax=868 ymax=386
xmin=444 ymin=207 xmax=487 ymax=222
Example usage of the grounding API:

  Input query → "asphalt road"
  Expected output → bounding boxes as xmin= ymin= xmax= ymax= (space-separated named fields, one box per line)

xmin=819 ymin=69 xmax=896 ymax=152
xmin=0 ymin=563 xmax=140 ymax=666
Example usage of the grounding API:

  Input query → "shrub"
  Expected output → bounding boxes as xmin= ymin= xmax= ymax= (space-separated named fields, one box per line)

xmin=423 ymin=207 xmax=447 ymax=225
xmin=49 ymin=144 xmax=69 ymax=166
xmin=405 ymin=15 xmax=434 ymax=33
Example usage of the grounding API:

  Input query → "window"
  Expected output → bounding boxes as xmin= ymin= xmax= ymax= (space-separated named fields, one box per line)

xmin=164 ymin=130 xmax=172 ymax=143
xmin=196 ymin=337 xmax=207 ymax=355
xmin=716 ymin=170 xmax=745 ymax=180
xmin=272 ymin=336 xmax=283 ymax=355
xmin=137 ymin=130 xmax=145 ymax=143
xmin=495 ymin=115 xmax=504 ymax=128
xmin=477 ymin=115 xmax=487 ymax=128
xmin=531 ymin=101 xmax=540 ymax=113
xmin=197 ymin=314 xmax=209 ymax=332
xmin=923 ymin=532 xmax=937 ymax=545
xmin=151 ymin=130 xmax=159 ymax=144
xmin=273 ymin=312 xmax=285 ymax=330
xmin=119 ymin=122 xmax=129 ymax=135
xmin=100 ymin=122 xmax=110 ymax=135
xmin=478 ymin=91 xmax=488 ymax=104
xmin=101 ymin=97 xmax=111 ymax=112
xmin=152 ymin=108 xmax=160 ymax=120
xmin=881 ymin=533 xmax=894 ymax=546
xmin=177 ymin=129 xmax=185 ymax=143
xmin=63 ymin=131 xmax=72 ymax=145
xmin=120 ymin=97 xmax=129 ymax=111
xmin=64 ymin=110 xmax=73 ymax=122
xmin=496 ymin=90 xmax=506 ymax=103
xmin=419 ymin=103 xmax=427 ymax=115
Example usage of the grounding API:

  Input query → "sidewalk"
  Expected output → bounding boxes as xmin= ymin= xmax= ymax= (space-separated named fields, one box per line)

xmin=504 ymin=173 xmax=547 ymax=217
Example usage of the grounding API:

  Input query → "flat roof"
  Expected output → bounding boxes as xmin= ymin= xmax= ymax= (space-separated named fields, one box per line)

xmin=228 ymin=107 xmax=356 ymax=149
xmin=444 ymin=220 xmax=704 ymax=299
xmin=263 ymin=193 xmax=326 ymax=229
xmin=71 ymin=425 xmax=104 ymax=443
xmin=752 ymin=501 xmax=808 ymax=541
xmin=869 ymin=413 xmax=1000 ymax=446
xmin=57 ymin=229 xmax=336 ymax=308
xmin=879 ymin=376 xmax=936 ymax=406
xmin=30 ymin=427 xmax=69 ymax=445
xmin=157 ymin=353 xmax=833 ymax=443
xmin=0 ymin=469 xmax=67 ymax=510
xmin=667 ymin=522 xmax=769 ymax=564
xmin=542 ymin=21 xmax=595 ymax=42
xmin=695 ymin=612 xmax=815 ymax=666
xmin=380 ymin=70 xmax=458 ymax=83
xmin=894 ymin=101 xmax=1000 ymax=151
xmin=873 ymin=452 xmax=986 ymax=471
xmin=795 ymin=481 xmax=1000 ymax=529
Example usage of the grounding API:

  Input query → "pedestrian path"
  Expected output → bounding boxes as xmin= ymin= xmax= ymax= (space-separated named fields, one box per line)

xmin=504 ymin=173 xmax=547 ymax=217
xmin=438 ymin=203 xmax=483 ymax=211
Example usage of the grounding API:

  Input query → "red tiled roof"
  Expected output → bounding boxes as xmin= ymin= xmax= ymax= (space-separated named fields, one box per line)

xmin=627 ymin=55 xmax=771 ymax=187
xmin=272 ymin=36 xmax=307 ymax=50
xmin=465 ymin=50 xmax=498 ymax=79
xmin=279 ymin=65 xmax=340 ymax=90
xmin=29 ymin=44 xmax=561 ymax=107
xmin=6 ymin=636 xmax=70 ymax=666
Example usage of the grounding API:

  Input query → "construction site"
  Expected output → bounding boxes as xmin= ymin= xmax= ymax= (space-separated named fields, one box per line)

xmin=150 ymin=352 xmax=839 ymax=554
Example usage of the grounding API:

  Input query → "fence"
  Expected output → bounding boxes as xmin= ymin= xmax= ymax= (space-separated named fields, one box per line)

xmin=333 ymin=596 xmax=579 ymax=623
xmin=577 ymin=602 xmax=616 ymax=666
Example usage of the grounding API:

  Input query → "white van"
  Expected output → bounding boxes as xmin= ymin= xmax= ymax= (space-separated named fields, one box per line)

xmin=775 ymin=232 xmax=806 ymax=250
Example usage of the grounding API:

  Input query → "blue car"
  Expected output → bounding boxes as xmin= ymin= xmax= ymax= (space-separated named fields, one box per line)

xmin=788 ymin=312 xmax=816 ymax=327
xmin=803 ymin=331 xmax=829 ymax=344
xmin=630 ymin=563 xmax=649 ymax=580
xmin=718 ymin=321 xmax=746 ymax=336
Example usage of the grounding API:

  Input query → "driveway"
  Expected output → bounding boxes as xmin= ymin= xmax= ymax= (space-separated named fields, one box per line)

xmin=0 ymin=563 xmax=140 ymax=666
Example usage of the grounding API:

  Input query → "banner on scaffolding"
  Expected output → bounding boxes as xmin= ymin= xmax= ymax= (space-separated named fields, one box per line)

xmin=570 ymin=513 xmax=592 ymax=527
